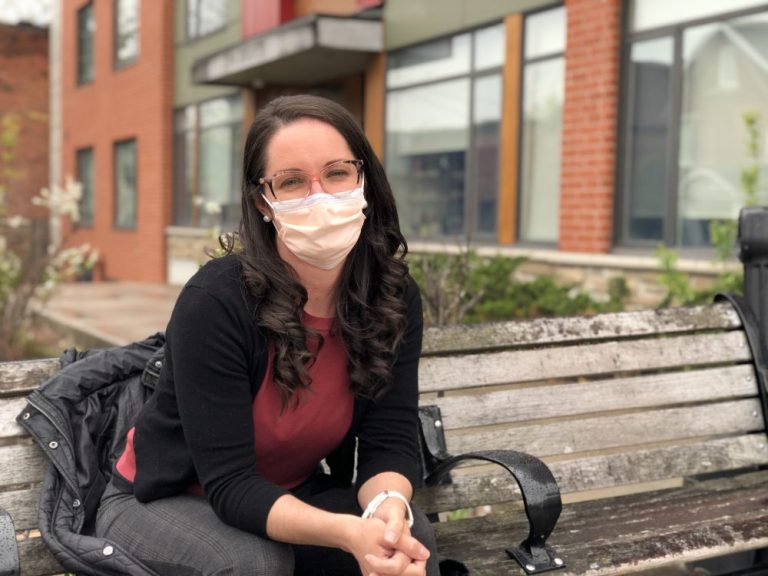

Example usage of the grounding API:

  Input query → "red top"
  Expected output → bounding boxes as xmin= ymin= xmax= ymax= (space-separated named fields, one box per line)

xmin=117 ymin=311 xmax=354 ymax=492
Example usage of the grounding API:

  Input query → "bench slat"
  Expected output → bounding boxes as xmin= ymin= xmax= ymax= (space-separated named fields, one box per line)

xmin=429 ymin=364 xmax=757 ymax=429
xmin=414 ymin=434 xmax=768 ymax=512
xmin=0 ymin=444 xmax=46 ymax=486
xmin=0 ymin=359 xmax=58 ymax=396
xmin=446 ymin=398 xmax=763 ymax=457
xmin=553 ymin=433 xmax=768 ymax=494
xmin=18 ymin=536 xmax=63 ymax=576
xmin=0 ymin=397 xmax=29 ymax=439
xmin=433 ymin=469 xmax=768 ymax=576
xmin=422 ymin=303 xmax=741 ymax=354
xmin=419 ymin=331 xmax=751 ymax=392
xmin=0 ymin=488 xmax=41 ymax=531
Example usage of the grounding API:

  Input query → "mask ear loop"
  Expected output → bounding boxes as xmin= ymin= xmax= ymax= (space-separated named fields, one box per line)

xmin=357 ymin=174 xmax=368 ymax=210
xmin=257 ymin=182 xmax=276 ymax=223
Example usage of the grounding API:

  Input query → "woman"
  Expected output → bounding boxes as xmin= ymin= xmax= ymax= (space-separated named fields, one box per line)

xmin=95 ymin=94 xmax=439 ymax=576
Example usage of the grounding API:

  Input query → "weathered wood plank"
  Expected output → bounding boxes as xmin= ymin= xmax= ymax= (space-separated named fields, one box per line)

xmin=18 ymin=536 xmax=63 ymax=576
xmin=552 ymin=434 xmax=768 ymax=494
xmin=427 ymin=364 xmax=757 ymax=429
xmin=0 ymin=358 xmax=58 ymax=395
xmin=422 ymin=303 xmax=741 ymax=355
xmin=446 ymin=399 xmax=764 ymax=457
xmin=0 ymin=397 xmax=30 ymax=438
xmin=414 ymin=434 xmax=768 ymax=512
xmin=0 ymin=444 xmax=46 ymax=486
xmin=419 ymin=332 xmax=751 ymax=392
xmin=0 ymin=487 xmax=41 ymax=531
xmin=433 ymin=470 xmax=768 ymax=576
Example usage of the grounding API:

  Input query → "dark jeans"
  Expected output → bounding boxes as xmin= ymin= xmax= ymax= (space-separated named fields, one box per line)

xmin=95 ymin=474 xmax=439 ymax=576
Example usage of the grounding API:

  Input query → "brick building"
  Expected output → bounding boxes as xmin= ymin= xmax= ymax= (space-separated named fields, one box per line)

xmin=57 ymin=0 xmax=768 ymax=300
xmin=0 ymin=23 xmax=49 ymax=220
xmin=61 ymin=0 xmax=173 ymax=282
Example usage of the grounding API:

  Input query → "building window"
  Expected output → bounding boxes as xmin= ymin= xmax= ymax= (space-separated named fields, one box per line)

xmin=77 ymin=3 xmax=95 ymax=85
xmin=114 ymin=139 xmax=137 ymax=229
xmin=76 ymin=148 xmax=95 ymax=228
xmin=620 ymin=1 xmax=768 ymax=248
xmin=114 ymin=0 xmax=140 ymax=68
xmin=173 ymin=95 xmax=243 ymax=228
xmin=519 ymin=6 xmax=566 ymax=243
xmin=173 ymin=107 xmax=197 ymax=227
xmin=385 ymin=23 xmax=505 ymax=240
xmin=187 ymin=0 xmax=228 ymax=40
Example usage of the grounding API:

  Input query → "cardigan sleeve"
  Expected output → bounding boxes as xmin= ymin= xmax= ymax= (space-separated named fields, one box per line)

xmin=354 ymin=275 xmax=424 ymax=491
xmin=160 ymin=284 xmax=288 ymax=536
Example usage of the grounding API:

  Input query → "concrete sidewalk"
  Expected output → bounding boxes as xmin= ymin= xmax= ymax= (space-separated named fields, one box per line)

xmin=35 ymin=281 xmax=182 ymax=349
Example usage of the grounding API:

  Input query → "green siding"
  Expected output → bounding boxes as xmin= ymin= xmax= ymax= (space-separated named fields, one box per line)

xmin=174 ymin=0 xmax=242 ymax=108
xmin=385 ymin=0 xmax=560 ymax=49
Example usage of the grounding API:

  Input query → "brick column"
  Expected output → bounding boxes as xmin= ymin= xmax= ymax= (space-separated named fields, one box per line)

xmin=559 ymin=0 xmax=622 ymax=253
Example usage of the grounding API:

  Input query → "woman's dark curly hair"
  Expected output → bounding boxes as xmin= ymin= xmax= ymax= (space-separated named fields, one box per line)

xmin=234 ymin=94 xmax=409 ymax=407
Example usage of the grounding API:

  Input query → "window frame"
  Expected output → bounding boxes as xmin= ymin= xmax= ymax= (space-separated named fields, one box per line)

xmin=113 ymin=0 xmax=140 ymax=70
xmin=77 ymin=2 xmax=95 ymax=85
xmin=113 ymin=138 xmax=138 ymax=230
xmin=616 ymin=2 xmax=768 ymax=249
xmin=384 ymin=22 xmax=506 ymax=242
xmin=76 ymin=147 xmax=95 ymax=229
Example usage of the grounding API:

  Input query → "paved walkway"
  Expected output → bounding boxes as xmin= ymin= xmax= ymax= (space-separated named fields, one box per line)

xmin=36 ymin=281 xmax=182 ymax=348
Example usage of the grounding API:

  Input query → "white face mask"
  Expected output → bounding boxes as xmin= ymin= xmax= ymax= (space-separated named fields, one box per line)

xmin=262 ymin=184 xmax=367 ymax=270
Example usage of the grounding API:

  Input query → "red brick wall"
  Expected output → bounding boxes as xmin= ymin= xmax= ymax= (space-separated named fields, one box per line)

xmin=0 ymin=23 xmax=49 ymax=220
xmin=559 ymin=0 xmax=622 ymax=253
xmin=62 ymin=0 xmax=174 ymax=282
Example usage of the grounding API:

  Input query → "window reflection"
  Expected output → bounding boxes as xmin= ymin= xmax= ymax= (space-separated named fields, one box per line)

xmin=115 ymin=140 xmax=137 ymax=229
xmin=76 ymin=148 xmax=94 ymax=228
xmin=387 ymin=34 xmax=471 ymax=89
xmin=115 ymin=0 xmax=140 ymax=67
xmin=187 ymin=0 xmax=228 ymax=40
xmin=473 ymin=75 xmax=502 ymax=236
xmin=624 ymin=37 xmax=673 ymax=242
xmin=525 ymin=7 xmax=566 ymax=59
xmin=631 ymin=0 xmax=768 ymax=32
xmin=385 ymin=23 xmax=505 ymax=240
xmin=386 ymin=79 xmax=470 ymax=237
xmin=474 ymin=24 xmax=505 ymax=71
xmin=622 ymin=5 xmax=768 ymax=248
xmin=173 ymin=96 xmax=243 ymax=229
xmin=520 ymin=59 xmax=564 ymax=242
xmin=519 ymin=6 xmax=566 ymax=243
xmin=677 ymin=13 xmax=768 ymax=246
xmin=77 ymin=3 xmax=94 ymax=84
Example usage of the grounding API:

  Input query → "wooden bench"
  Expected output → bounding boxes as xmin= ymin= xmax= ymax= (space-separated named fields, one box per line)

xmin=3 ymin=208 xmax=768 ymax=576
xmin=2 ymin=300 xmax=768 ymax=576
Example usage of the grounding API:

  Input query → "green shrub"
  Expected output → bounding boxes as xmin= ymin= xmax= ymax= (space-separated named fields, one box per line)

xmin=408 ymin=251 xmax=627 ymax=327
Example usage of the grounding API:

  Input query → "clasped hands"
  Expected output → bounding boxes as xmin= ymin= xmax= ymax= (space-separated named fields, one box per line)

xmin=352 ymin=497 xmax=430 ymax=576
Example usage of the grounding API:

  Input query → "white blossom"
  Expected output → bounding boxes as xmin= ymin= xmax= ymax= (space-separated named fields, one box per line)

xmin=204 ymin=201 xmax=222 ymax=215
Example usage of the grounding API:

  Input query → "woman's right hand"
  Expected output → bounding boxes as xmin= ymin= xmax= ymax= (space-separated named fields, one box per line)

xmin=348 ymin=516 xmax=429 ymax=576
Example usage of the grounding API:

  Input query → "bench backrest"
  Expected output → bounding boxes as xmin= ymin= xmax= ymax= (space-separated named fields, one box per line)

xmin=413 ymin=302 xmax=768 ymax=516
xmin=1 ymin=302 xmax=766 ymax=575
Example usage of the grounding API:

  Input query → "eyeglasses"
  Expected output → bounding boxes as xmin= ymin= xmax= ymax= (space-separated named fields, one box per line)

xmin=259 ymin=159 xmax=364 ymax=202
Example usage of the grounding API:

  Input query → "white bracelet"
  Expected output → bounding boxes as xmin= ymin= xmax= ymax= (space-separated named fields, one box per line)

xmin=361 ymin=490 xmax=414 ymax=528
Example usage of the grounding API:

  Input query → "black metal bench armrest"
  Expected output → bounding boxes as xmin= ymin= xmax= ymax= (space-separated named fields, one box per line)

xmin=424 ymin=450 xmax=564 ymax=574
xmin=418 ymin=405 xmax=564 ymax=574
xmin=0 ymin=507 xmax=20 ymax=576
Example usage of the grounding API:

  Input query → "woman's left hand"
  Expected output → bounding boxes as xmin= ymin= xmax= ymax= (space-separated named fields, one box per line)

xmin=364 ymin=498 xmax=429 ymax=576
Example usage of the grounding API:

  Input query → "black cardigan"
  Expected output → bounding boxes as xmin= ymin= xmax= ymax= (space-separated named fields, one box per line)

xmin=131 ymin=255 xmax=424 ymax=537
